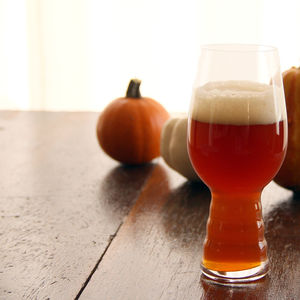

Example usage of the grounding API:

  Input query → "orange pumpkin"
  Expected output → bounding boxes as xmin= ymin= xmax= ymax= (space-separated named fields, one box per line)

xmin=274 ymin=67 xmax=300 ymax=192
xmin=96 ymin=79 xmax=170 ymax=164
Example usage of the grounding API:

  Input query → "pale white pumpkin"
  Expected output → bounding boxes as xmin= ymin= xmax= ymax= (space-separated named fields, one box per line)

xmin=160 ymin=116 xmax=201 ymax=181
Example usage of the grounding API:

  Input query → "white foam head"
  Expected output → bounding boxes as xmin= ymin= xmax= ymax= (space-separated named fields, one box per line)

xmin=191 ymin=80 xmax=286 ymax=125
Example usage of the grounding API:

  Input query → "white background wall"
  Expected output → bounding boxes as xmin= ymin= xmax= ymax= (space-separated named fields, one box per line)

xmin=0 ymin=0 xmax=300 ymax=113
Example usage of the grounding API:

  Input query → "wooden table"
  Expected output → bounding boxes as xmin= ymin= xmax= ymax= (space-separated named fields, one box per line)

xmin=0 ymin=111 xmax=299 ymax=300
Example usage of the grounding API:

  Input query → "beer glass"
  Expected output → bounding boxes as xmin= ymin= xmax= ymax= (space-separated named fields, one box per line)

xmin=187 ymin=45 xmax=287 ymax=283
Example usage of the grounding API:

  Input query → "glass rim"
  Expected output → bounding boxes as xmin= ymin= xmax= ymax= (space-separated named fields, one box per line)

xmin=200 ymin=44 xmax=278 ymax=53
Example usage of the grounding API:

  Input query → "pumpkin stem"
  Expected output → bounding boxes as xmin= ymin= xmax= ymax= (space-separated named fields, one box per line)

xmin=126 ymin=79 xmax=142 ymax=98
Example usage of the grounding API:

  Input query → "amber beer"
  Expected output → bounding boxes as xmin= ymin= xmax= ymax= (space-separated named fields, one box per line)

xmin=188 ymin=81 xmax=287 ymax=274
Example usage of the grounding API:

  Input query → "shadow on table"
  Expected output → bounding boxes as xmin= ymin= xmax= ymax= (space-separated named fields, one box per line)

xmin=263 ymin=193 xmax=300 ymax=299
xmin=161 ymin=180 xmax=210 ymax=248
xmin=99 ymin=162 xmax=156 ymax=221
xmin=265 ymin=193 xmax=300 ymax=237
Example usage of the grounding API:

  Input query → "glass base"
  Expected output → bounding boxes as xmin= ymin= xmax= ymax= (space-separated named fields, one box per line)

xmin=201 ymin=260 xmax=269 ymax=284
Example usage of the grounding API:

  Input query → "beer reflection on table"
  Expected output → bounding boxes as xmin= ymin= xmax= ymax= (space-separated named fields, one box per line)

xmin=200 ymin=274 xmax=269 ymax=300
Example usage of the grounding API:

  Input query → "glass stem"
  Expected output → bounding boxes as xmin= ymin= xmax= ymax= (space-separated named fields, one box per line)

xmin=203 ymin=191 xmax=267 ymax=272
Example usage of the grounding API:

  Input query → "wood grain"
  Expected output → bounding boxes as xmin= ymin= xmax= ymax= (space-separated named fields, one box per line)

xmin=80 ymin=161 xmax=298 ymax=300
xmin=0 ymin=111 xmax=154 ymax=299
xmin=1 ymin=111 xmax=299 ymax=300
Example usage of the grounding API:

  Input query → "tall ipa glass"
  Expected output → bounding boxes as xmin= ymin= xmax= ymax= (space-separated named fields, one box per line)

xmin=188 ymin=45 xmax=287 ymax=283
